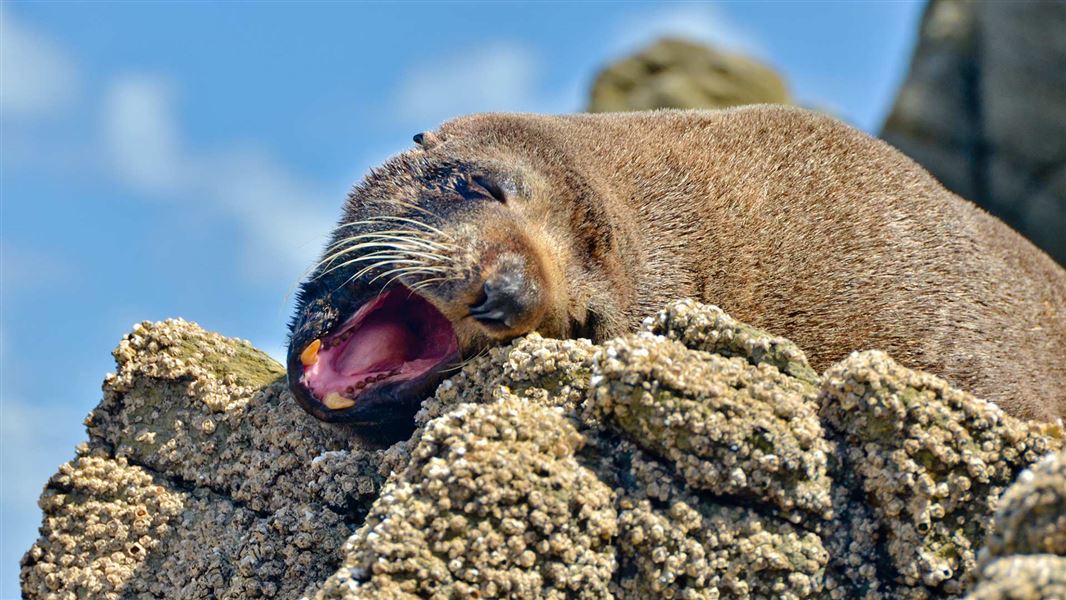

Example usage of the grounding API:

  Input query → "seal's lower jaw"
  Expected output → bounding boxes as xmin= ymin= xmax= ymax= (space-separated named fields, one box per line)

xmin=289 ymin=288 xmax=459 ymax=430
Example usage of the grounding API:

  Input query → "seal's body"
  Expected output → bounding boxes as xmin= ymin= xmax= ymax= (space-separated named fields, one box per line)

xmin=288 ymin=106 xmax=1066 ymax=432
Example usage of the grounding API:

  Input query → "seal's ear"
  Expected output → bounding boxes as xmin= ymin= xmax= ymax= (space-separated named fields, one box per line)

xmin=413 ymin=131 xmax=442 ymax=150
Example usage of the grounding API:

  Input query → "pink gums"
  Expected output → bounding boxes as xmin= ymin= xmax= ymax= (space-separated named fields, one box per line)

xmin=301 ymin=289 xmax=458 ymax=403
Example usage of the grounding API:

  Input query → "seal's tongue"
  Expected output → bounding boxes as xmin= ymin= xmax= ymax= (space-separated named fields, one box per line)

xmin=335 ymin=319 xmax=413 ymax=374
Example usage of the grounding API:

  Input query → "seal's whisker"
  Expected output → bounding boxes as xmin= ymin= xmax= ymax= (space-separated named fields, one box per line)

xmin=331 ymin=241 xmax=443 ymax=257
xmin=329 ymin=241 xmax=450 ymax=262
xmin=368 ymin=215 xmax=454 ymax=240
xmin=332 ymin=216 xmax=453 ymax=241
xmin=439 ymin=346 xmax=492 ymax=374
xmin=297 ymin=234 xmax=418 ymax=283
xmin=322 ymin=236 xmax=451 ymax=261
xmin=338 ymin=263 xmax=439 ymax=290
xmin=314 ymin=241 xmax=448 ymax=279
xmin=321 ymin=251 xmax=447 ymax=278
xmin=322 ymin=254 xmax=424 ymax=281
xmin=349 ymin=257 xmax=445 ymax=274
xmin=354 ymin=265 xmax=444 ymax=284
xmin=386 ymin=197 xmax=448 ymax=224
xmin=324 ymin=230 xmax=455 ymax=253
xmin=367 ymin=265 xmax=445 ymax=284
xmin=316 ymin=235 xmax=454 ymax=272
xmin=369 ymin=266 xmax=447 ymax=291
xmin=315 ymin=250 xmax=408 ymax=280
xmin=390 ymin=250 xmax=450 ymax=264
xmin=349 ymin=260 xmax=444 ymax=282
xmin=409 ymin=276 xmax=449 ymax=292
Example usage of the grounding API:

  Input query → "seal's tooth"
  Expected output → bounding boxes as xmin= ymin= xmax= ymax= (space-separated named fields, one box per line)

xmin=301 ymin=339 xmax=321 ymax=367
xmin=323 ymin=392 xmax=355 ymax=410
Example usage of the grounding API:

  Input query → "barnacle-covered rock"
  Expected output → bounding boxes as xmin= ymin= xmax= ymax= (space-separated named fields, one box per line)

xmin=643 ymin=298 xmax=819 ymax=384
xmin=21 ymin=302 xmax=1063 ymax=599
xmin=966 ymin=450 xmax=1066 ymax=600
xmin=20 ymin=452 xmax=350 ymax=599
xmin=589 ymin=333 xmax=831 ymax=519
xmin=316 ymin=394 xmax=617 ymax=599
xmin=965 ymin=555 xmax=1066 ymax=600
xmin=820 ymin=350 xmax=1061 ymax=597
xmin=587 ymin=38 xmax=791 ymax=113
xmin=979 ymin=449 xmax=1066 ymax=560
xmin=21 ymin=319 xmax=388 ymax=599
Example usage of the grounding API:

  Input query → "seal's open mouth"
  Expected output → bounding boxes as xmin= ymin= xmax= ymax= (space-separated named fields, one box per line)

xmin=295 ymin=288 xmax=459 ymax=422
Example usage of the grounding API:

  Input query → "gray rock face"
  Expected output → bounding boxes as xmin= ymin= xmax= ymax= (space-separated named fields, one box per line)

xmin=587 ymin=38 xmax=791 ymax=113
xmin=20 ymin=301 xmax=1066 ymax=599
xmin=882 ymin=0 xmax=1066 ymax=265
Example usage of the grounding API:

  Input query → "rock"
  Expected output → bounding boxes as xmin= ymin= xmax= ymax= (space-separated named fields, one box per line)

xmin=588 ymin=38 xmax=790 ymax=113
xmin=882 ymin=0 xmax=1066 ymax=265
xmin=966 ymin=450 xmax=1066 ymax=600
xmin=20 ymin=319 xmax=387 ymax=599
xmin=820 ymin=351 xmax=1059 ymax=596
xmin=21 ymin=302 xmax=1063 ymax=598
xmin=316 ymin=394 xmax=618 ymax=598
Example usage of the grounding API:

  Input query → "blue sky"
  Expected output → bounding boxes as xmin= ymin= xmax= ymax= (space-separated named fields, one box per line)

xmin=0 ymin=1 xmax=924 ymax=595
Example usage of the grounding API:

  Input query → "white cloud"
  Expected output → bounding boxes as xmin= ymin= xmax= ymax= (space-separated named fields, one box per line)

xmin=103 ymin=77 xmax=185 ymax=192
xmin=392 ymin=42 xmax=541 ymax=125
xmin=0 ymin=6 xmax=79 ymax=118
xmin=101 ymin=75 xmax=335 ymax=280
xmin=608 ymin=4 xmax=768 ymax=60
xmin=206 ymin=149 xmax=338 ymax=280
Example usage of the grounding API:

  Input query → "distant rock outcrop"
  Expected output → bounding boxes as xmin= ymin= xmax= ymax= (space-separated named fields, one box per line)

xmin=21 ymin=301 xmax=1064 ymax=598
xmin=882 ymin=0 xmax=1066 ymax=265
xmin=588 ymin=38 xmax=791 ymax=113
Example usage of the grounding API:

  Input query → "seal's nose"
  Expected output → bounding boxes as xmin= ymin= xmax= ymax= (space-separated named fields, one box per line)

xmin=469 ymin=269 xmax=528 ymax=329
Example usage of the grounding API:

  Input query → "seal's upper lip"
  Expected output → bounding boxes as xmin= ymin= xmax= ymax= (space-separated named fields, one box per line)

xmin=290 ymin=288 xmax=459 ymax=423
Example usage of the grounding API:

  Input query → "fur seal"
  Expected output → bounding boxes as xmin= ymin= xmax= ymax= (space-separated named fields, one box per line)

xmin=287 ymin=105 xmax=1066 ymax=436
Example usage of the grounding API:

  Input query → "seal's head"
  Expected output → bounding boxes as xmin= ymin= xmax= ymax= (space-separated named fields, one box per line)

xmin=287 ymin=123 xmax=621 ymax=438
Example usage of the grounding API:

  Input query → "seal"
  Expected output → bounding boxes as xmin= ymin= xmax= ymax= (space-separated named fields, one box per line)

xmin=287 ymin=106 xmax=1066 ymax=436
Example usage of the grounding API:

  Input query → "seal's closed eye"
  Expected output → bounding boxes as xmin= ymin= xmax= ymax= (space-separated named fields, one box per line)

xmin=459 ymin=174 xmax=509 ymax=204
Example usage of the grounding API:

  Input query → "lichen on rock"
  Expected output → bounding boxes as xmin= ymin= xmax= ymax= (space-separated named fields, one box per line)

xmin=20 ymin=302 xmax=1064 ymax=599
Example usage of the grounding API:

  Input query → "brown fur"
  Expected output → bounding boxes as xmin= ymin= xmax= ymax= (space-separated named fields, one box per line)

xmin=300 ymin=105 xmax=1065 ymax=424
xmin=408 ymin=106 xmax=1066 ymax=421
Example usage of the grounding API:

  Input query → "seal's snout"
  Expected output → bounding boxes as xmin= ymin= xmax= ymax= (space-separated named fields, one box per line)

xmin=467 ymin=252 xmax=547 ymax=337
xmin=470 ymin=269 xmax=528 ymax=329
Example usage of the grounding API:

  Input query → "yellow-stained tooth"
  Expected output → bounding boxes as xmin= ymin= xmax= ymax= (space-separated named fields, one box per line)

xmin=323 ymin=392 xmax=356 ymax=410
xmin=301 ymin=339 xmax=321 ymax=367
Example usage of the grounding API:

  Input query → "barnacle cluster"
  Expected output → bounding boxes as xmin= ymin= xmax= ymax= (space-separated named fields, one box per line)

xmin=21 ymin=302 xmax=1064 ymax=599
